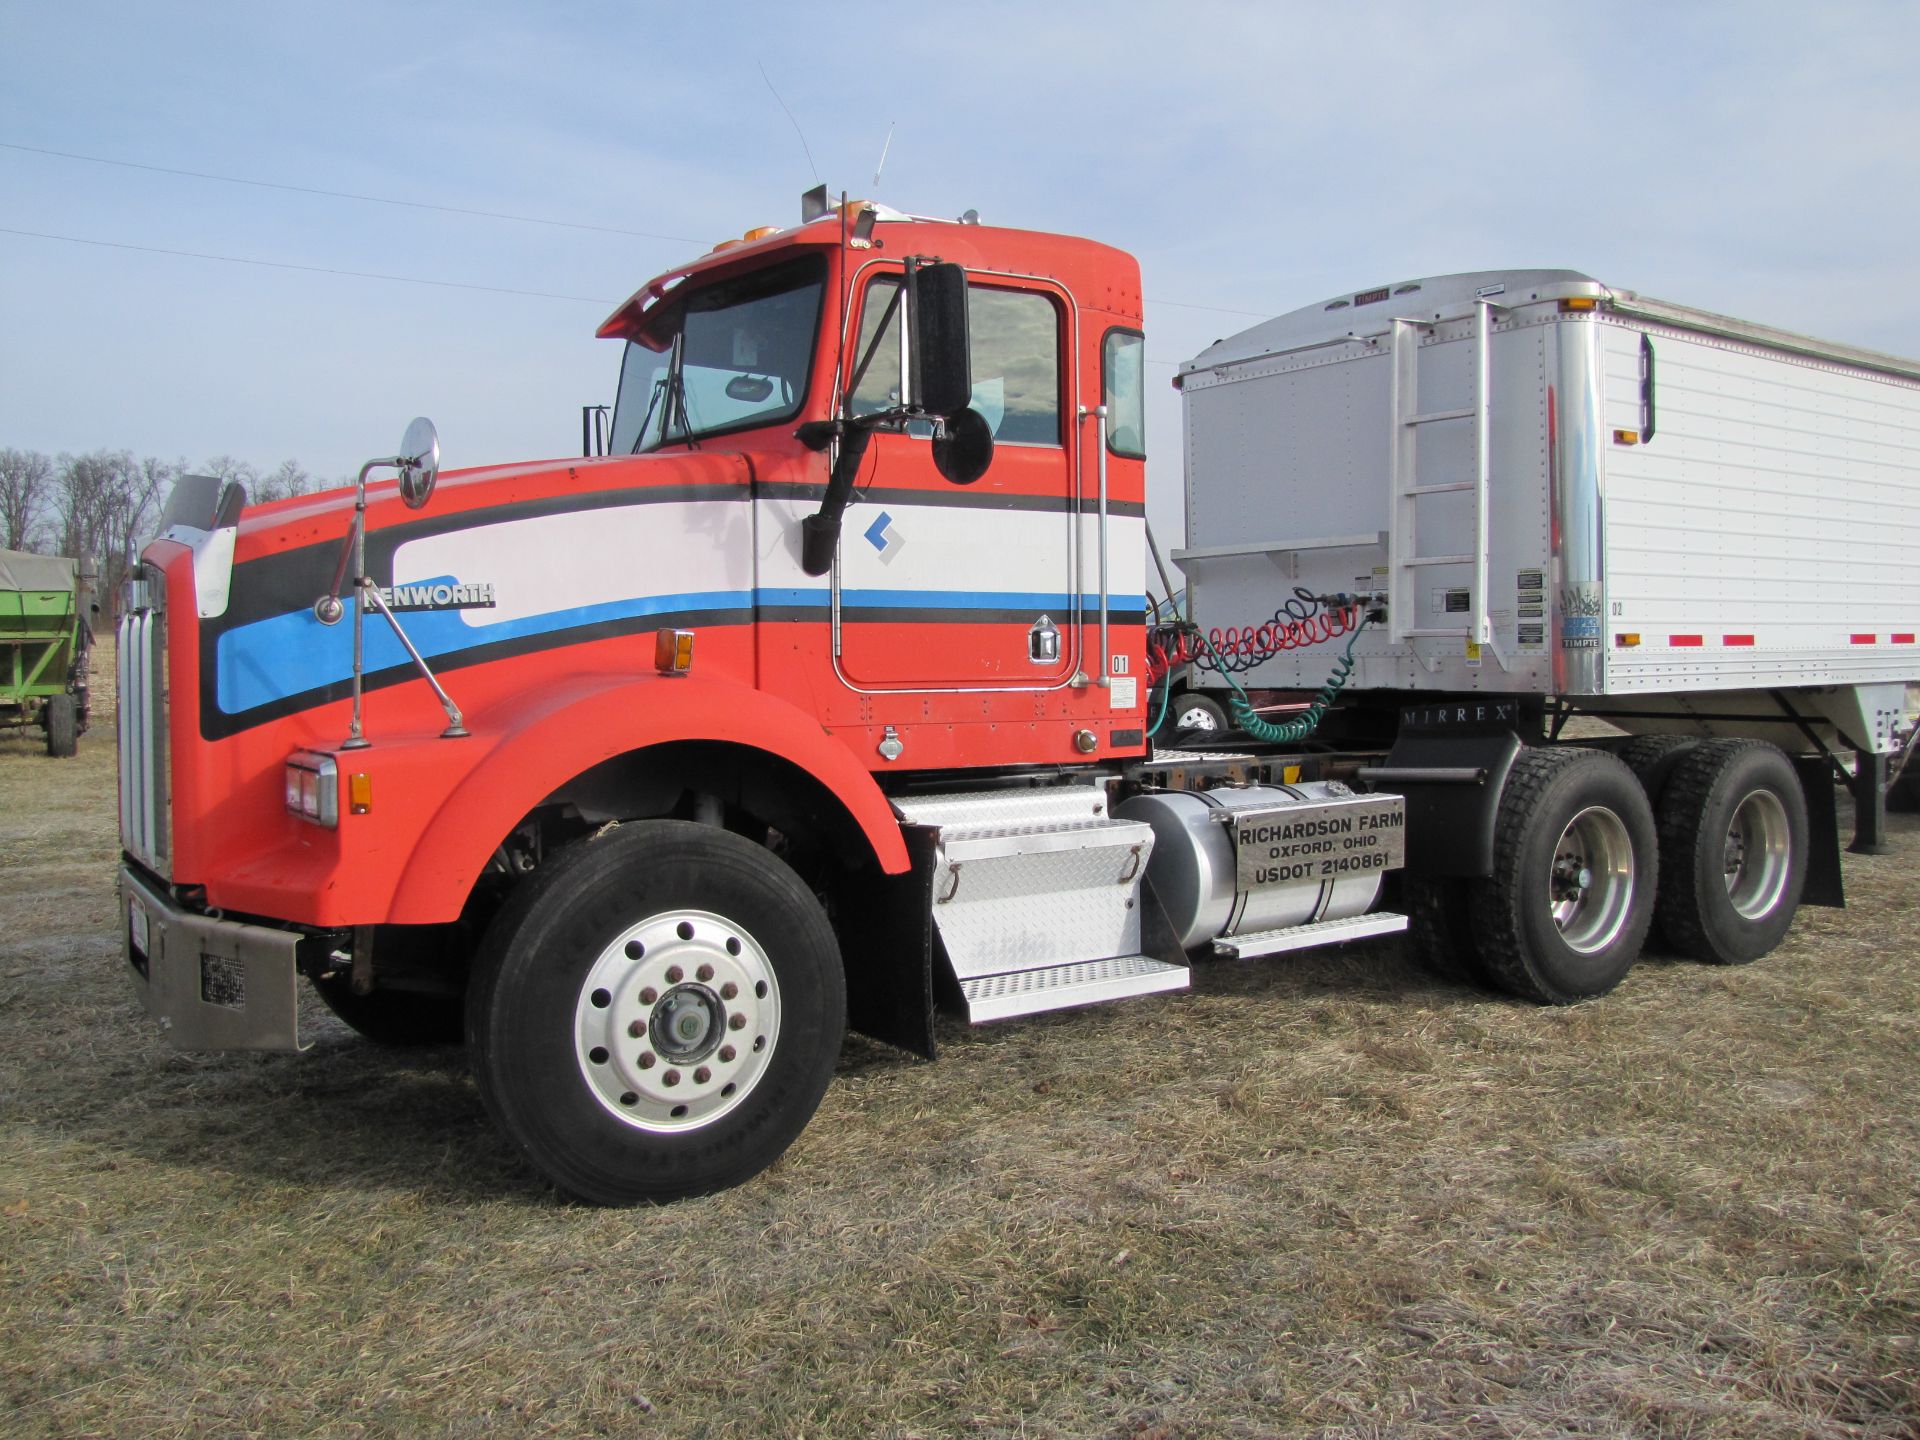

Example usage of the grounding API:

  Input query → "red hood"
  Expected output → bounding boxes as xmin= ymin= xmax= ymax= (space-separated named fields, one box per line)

xmin=232 ymin=450 xmax=754 ymax=565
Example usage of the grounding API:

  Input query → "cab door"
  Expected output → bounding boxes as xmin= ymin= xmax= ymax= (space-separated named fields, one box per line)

xmin=834 ymin=268 xmax=1082 ymax=690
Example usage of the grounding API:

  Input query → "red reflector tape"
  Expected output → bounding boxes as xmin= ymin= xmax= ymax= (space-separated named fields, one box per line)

xmin=1670 ymin=635 xmax=1704 ymax=647
xmin=1893 ymin=633 xmax=1916 ymax=644
xmin=1723 ymin=634 xmax=1755 ymax=647
xmin=1850 ymin=634 xmax=1877 ymax=645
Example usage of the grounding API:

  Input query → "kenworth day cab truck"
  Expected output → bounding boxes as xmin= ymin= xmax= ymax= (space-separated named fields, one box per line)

xmin=117 ymin=193 xmax=1920 ymax=1204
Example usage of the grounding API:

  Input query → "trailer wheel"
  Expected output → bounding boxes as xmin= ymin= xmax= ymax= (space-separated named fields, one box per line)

xmin=312 ymin=976 xmax=464 ymax=1046
xmin=1653 ymin=739 xmax=1807 ymax=965
xmin=1470 ymin=748 xmax=1657 ymax=1004
xmin=45 ymin=694 xmax=77 ymax=758
xmin=467 ymin=819 xmax=844 ymax=1205
xmin=1401 ymin=875 xmax=1491 ymax=989
xmin=1172 ymin=692 xmax=1229 ymax=736
xmin=1617 ymin=734 xmax=1700 ymax=806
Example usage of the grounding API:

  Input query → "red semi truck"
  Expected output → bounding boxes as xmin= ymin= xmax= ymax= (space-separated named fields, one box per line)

xmin=117 ymin=195 xmax=1919 ymax=1203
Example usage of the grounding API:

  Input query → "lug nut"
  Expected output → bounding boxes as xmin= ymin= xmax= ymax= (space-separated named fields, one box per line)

xmin=720 ymin=982 xmax=738 ymax=1000
xmin=639 ymin=987 xmax=658 ymax=1005
xmin=718 ymin=1045 xmax=736 ymax=1063
xmin=665 ymin=965 xmax=684 ymax=983
xmin=663 ymin=1069 xmax=681 ymax=1087
xmin=637 ymin=1052 xmax=656 ymax=1070
xmin=728 ymin=1013 xmax=746 ymax=1031
xmin=694 ymin=1067 xmax=711 ymax=1084
xmin=697 ymin=963 xmax=714 ymax=982
xmin=627 ymin=1020 xmax=645 ymax=1038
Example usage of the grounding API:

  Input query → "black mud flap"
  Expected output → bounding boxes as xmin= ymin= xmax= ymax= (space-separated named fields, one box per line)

xmin=1796 ymin=754 xmax=1845 ymax=909
xmin=1361 ymin=727 xmax=1524 ymax=879
xmin=838 ymin=824 xmax=939 ymax=1060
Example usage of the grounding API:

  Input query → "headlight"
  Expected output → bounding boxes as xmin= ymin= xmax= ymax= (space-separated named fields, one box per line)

xmin=284 ymin=751 xmax=339 ymax=828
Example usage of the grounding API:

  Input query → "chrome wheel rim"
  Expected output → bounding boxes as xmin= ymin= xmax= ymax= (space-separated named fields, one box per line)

xmin=1723 ymin=788 xmax=1791 ymax=920
xmin=1547 ymin=805 xmax=1635 ymax=954
xmin=1176 ymin=703 xmax=1219 ymax=732
xmin=574 ymin=909 xmax=780 ymax=1133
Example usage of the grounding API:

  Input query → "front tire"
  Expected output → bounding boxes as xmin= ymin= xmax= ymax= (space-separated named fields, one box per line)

xmin=1653 ymin=739 xmax=1807 ymax=965
xmin=1471 ymin=748 xmax=1658 ymax=1004
xmin=468 ymin=820 xmax=845 ymax=1205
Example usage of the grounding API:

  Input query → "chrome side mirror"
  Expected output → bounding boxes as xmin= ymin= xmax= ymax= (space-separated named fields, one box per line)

xmin=396 ymin=416 xmax=440 ymax=509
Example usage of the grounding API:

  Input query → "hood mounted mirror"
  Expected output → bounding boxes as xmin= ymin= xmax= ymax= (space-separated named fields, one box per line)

xmin=396 ymin=416 xmax=440 ymax=510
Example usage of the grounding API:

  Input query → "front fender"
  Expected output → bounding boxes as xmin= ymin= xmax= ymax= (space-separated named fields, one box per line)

xmin=387 ymin=671 xmax=907 ymax=922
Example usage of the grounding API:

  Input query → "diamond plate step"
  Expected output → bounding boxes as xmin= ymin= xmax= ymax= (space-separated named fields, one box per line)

xmin=960 ymin=955 xmax=1189 ymax=1023
xmin=1211 ymin=911 xmax=1409 ymax=960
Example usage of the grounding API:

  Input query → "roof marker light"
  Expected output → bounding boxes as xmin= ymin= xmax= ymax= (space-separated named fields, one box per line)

xmin=1560 ymin=297 xmax=1600 ymax=312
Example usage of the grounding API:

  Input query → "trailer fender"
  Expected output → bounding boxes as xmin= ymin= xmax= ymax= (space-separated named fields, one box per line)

xmin=387 ymin=672 xmax=908 ymax=922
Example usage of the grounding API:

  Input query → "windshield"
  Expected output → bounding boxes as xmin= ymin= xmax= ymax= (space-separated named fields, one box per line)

xmin=609 ymin=255 xmax=826 ymax=454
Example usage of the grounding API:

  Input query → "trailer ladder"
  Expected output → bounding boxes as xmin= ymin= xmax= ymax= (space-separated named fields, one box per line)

xmin=1387 ymin=301 xmax=1506 ymax=668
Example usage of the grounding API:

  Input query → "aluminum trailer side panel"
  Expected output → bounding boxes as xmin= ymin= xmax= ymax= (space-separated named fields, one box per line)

xmin=1598 ymin=316 xmax=1920 ymax=691
xmin=1177 ymin=270 xmax=1920 ymax=707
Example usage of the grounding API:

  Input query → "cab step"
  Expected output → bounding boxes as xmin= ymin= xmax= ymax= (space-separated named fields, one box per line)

xmin=959 ymin=955 xmax=1188 ymax=1023
xmin=1211 ymin=910 xmax=1409 ymax=960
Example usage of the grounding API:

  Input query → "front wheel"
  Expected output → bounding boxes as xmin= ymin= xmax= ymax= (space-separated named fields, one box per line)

xmin=1654 ymin=739 xmax=1807 ymax=965
xmin=468 ymin=820 xmax=845 ymax=1205
xmin=1471 ymin=748 xmax=1658 ymax=1004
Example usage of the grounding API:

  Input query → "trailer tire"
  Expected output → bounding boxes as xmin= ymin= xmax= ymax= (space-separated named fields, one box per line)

xmin=1617 ymin=734 xmax=1700 ymax=806
xmin=467 ymin=819 xmax=844 ymax=1205
xmin=312 ymin=977 xmax=464 ymax=1046
xmin=1171 ymin=692 xmax=1229 ymax=736
xmin=1402 ymin=875 xmax=1491 ymax=989
xmin=1653 ymin=739 xmax=1807 ymax=965
xmin=45 ymin=694 xmax=77 ymax=758
xmin=1470 ymin=748 xmax=1657 ymax=1004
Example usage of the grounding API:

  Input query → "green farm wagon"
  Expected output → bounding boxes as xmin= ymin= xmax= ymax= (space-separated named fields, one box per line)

xmin=0 ymin=549 xmax=95 ymax=757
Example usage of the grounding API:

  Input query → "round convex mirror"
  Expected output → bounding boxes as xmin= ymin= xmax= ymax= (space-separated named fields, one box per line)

xmin=931 ymin=407 xmax=994 ymax=486
xmin=397 ymin=416 xmax=440 ymax=509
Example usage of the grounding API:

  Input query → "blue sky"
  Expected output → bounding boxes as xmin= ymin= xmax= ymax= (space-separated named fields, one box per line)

xmin=5 ymin=1 xmax=1919 ymax=543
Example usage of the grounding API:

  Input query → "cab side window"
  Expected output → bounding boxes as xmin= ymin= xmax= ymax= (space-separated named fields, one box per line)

xmin=849 ymin=276 xmax=1061 ymax=446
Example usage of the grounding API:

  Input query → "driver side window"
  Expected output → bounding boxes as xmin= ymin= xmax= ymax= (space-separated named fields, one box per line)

xmin=848 ymin=276 xmax=1061 ymax=445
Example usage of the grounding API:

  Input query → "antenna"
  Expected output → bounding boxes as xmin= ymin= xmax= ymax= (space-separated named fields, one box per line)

xmin=872 ymin=122 xmax=895 ymax=191
xmin=758 ymin=61 xmax=819 ymax=184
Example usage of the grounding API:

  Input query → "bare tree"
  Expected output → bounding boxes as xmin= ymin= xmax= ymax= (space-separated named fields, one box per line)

xmin=200 ymin=454 xmax=260 ymax=495
xmin=254 ymin=458 xmax=312 ymax=504
xmin=55 ymin=450 xmax=164 ymax=598
xmin=0 ymin=447 xmax=53 ymax=551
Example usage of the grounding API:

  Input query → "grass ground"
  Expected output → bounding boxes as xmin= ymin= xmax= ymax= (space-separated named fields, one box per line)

xmin=1 ymin=656 xmax=1916 ymax=1439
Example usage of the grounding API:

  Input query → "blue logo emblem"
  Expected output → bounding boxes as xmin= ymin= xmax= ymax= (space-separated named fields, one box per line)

xmin=863 ymin=511 xmax=905 ymax=564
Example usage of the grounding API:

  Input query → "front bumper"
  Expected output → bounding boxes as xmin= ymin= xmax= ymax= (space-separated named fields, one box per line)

xmin=120 ymin=863 xmax=311 ymax=1051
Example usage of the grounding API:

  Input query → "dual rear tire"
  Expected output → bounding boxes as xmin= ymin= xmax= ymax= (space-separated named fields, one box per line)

xmin=1407 ymin=739 xmax=1808 ymax=1003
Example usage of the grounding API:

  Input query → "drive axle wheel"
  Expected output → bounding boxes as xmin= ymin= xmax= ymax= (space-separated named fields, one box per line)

xmin=1471 ymin=747 xmax=1657 ymax=1004
xmin=1654 ymin=739 xmax=1807 ymax=965
xmin=1171 ymin=692 xmax=1229 ymax=737
xmin=468 ymin=820 xmax=844 ymax=1205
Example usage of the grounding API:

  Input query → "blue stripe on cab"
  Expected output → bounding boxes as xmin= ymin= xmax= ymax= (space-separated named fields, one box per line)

xmin=215 ymin=586 xmax=1150 ymax=714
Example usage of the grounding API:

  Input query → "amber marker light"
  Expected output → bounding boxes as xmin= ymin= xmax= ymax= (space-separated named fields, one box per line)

xmin=349 ymin=772 xmax=373 ymax=815
xmin=1616 ymin=633 xmax=1642 ymax=647
xmin=655 ymin=628 xmax=695 ymax=675
xmin=1614 ymin=429 xmax=1641 ymax=445
xmin=1559 ymin=296 xmax=1600 ymax=311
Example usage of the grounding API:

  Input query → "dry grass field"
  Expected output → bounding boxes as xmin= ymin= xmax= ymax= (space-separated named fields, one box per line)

xmin=2 ymin=651 xmax=1916 ymax=1439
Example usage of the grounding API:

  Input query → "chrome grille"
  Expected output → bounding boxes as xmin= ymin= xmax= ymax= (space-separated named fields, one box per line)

xmin=117 ymin=575 xmax=170 ymax=876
